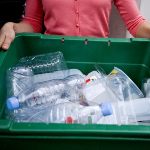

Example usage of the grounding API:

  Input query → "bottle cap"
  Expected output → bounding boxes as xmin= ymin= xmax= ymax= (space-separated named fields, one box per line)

xmin=7 ymin=96 xmax=19 ymax=110
xmin=100 ymin=102 xmax=113 ymax=116
xmin=65 ymin=116 xmax=74 ymax=124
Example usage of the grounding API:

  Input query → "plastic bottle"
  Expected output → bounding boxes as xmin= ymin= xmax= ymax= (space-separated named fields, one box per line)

xmin=49 ymin=102 xmax=113 ymax=124
xmin=123 ymin=98 xmax=150 ymax=122
xmin=10 ymin=97 xmax=150 ymax=124
xmin=97 ymin=98 xmax=150 ymax=125
xmin=6 ymin=74 xmax=85 ymax=110
xmin=7 ymin=79 xmax=65 ymax=110
xmin=10 ymin=97 xmax=71 ymax=123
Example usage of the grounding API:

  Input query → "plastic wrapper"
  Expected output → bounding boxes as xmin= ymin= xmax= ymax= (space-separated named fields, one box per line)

xmin=6 ymin=51 xmax=68 ymax=97
xmin=107 ymin=67 xmax=144 ymax=101
xmin=16 ymin=51 xmax=67 ymax=74
xmin=7 ymin=66 xmax=34 ymax=97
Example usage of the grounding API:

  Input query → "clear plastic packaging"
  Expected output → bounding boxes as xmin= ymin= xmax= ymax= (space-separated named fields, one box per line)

xmin=7 ymin=66 xmax=34 ymax=97
xmin=6 ymin=51 xmax=68 ymax=97
xmin=82 ymin=70 xmax=138 ymax=125
xmin=33 ymin=69 xmax=85 ymax=84
xmin=82 ymin=71 xmax=118 ymax=105
xmin=107 ymin=67 xmax=144 ymax=101
xmin=16 ymin=51 xmax=67 ymax=74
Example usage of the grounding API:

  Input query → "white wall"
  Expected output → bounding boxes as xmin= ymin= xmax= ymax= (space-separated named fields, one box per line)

xmin=140 ymin=0 xmax=150 ymax=20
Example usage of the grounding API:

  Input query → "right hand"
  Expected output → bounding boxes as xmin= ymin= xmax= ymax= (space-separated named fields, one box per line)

xmin=0 ymin=22 xmax=16 ymax=50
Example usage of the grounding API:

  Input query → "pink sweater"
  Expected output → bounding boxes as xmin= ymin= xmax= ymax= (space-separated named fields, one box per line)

xmin=22 ymin=0 xmax=145 ymax=37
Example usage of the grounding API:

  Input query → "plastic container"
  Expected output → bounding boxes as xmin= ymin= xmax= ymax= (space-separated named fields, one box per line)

xmin=82 ymin=70 xmax=117 ymax=105
xmin=1 ymin=33 xmax=150 ymax=149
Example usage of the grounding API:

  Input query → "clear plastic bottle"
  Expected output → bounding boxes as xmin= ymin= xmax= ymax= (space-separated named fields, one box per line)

xmin=49 ymin=102 xmax=113 ymax=124
xmin=6 ymin=74 xmax=85 ymax=111
xmin=6 ymin=79 xmax=65 ymax=110
xmin=10 ymin=96 xmax=150 ymax=125
xmin=10 ymin=97 xmax=71 ymax=123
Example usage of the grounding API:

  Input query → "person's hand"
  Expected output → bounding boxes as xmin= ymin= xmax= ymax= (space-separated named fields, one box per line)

xmin=0 ymin=22 xmax=16 ymax=50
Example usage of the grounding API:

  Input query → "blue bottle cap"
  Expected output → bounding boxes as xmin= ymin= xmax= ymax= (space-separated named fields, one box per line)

xmin=7 ymin=96 xmax=19 ymax=110
xmin=100 ymin=102 xmax=113 ymax=116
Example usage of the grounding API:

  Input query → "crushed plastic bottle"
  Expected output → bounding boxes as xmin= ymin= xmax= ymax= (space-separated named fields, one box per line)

xmin=6 ymin=74 xmax=85 ymax=110
xmin=7 ymin=80 xmax=65 ymax=110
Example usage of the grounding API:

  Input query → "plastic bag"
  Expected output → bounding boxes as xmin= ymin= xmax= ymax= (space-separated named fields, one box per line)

xmin=6 ymin=51 xmax=68 ymax=97
xmin=16 ymin=51 xmax=67 ymax=74
xmin=107 ymin=67 xmax=144 ymax=101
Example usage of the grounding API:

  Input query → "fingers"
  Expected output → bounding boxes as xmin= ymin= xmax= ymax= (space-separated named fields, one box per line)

xmin=0 ymin=32 xmax=6 ymax=50
xmin=0 ymin=22 xmax=15 ymax=50
xmin=2 ymin=35 xmax=14 ymax=50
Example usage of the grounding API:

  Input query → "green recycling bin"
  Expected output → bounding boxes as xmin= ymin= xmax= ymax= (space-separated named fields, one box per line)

xmin=0 ymin=33 xmax=150 ymax=150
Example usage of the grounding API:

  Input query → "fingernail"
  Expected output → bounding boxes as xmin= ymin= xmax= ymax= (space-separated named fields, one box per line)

xmin=2 ymin=45 xmax=8 ymax=50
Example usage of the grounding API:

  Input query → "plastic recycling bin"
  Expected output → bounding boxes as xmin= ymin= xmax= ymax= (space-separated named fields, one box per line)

xmin=0 ymin=33 xmax=150 ymax=150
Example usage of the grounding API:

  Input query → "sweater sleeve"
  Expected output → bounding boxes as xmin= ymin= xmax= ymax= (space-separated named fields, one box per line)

xmin=22 ymin=0 xmax=44 ymax=33
xmin=114 ymin=0 xmax=146 ymax=36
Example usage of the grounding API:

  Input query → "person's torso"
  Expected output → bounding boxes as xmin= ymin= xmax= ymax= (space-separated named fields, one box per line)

xmin=42 ymin=0 xmax=113 ymax=37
